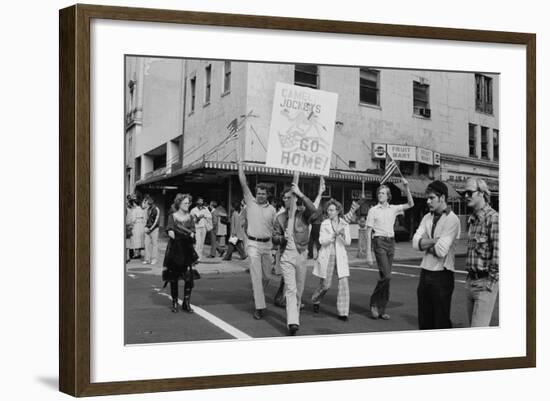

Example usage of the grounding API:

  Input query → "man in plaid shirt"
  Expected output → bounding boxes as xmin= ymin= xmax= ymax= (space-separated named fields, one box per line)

xmin=463 ymin=178 xmax=499 ymax=327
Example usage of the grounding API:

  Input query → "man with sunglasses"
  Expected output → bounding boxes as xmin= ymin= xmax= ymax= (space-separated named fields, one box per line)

xmin=462 ymin=178 xmax=499 ymax=327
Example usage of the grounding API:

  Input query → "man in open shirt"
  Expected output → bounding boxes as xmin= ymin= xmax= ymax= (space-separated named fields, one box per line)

xmin=463 ymin=178 xmax=499 ymax=327
xmin=412 ymin=180 xmax=461 ymax=330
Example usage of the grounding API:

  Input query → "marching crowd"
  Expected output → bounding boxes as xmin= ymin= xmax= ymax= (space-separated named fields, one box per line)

xmin=126 ymin=164 xmax=499 ymax=336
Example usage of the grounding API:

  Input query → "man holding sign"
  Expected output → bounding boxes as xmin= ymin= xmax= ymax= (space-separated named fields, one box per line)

xmin=272 ymin=174 xmax=319 ymax=335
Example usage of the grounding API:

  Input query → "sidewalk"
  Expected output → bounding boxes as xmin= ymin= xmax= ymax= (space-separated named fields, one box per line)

xmin=126 ymin=237 xmax=468 ymax=277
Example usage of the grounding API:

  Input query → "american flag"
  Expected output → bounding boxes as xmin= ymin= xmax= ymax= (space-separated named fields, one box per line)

xmin=380 ymin=152 xmax=400 ymax=184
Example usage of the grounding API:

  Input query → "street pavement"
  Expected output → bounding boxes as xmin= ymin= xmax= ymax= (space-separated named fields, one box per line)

xmin=125 ymin=239 xmax=499 ymax=344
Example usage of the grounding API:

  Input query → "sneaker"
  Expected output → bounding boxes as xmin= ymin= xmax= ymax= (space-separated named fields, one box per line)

xmin=288 ymin=324 xmax=299 ymax=336
xmin=142 ymin=260 xmax=150 ymax=265
xmin=370 ymin=306 xmax=379 ymax=319
xmin=253 ymin=309 xmax=265 ymax=320
xmin=313 ymin=304 xmax=320 ymax=313
xmin=380 ymin=313 xmax=390 ymax=320
xmin=338 ymin=315 xmax=348 ymax=321
xmin=151 ymin=259 xmax=157 ymax=265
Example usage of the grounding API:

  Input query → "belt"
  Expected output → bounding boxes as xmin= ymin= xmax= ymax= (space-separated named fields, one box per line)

xmin=467 ymin=270 xmax=489 ymax=280
xmin=247 ymin=235 xmax=271 ymax=242
xmin=373 ymin=235 xmax=394 ymax=239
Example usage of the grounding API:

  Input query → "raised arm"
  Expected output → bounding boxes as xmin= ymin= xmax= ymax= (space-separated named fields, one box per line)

xmin=237 ymin=161 xmax=253 ymax=201
xmin=313 ymin=176 xmax=326 ymax=208
xmin=399 ymin=178 xmax=414 ymax=211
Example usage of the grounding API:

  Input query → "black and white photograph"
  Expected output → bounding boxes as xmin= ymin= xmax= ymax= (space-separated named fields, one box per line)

xmin=124 ymin=57 xmax=500 ymax=344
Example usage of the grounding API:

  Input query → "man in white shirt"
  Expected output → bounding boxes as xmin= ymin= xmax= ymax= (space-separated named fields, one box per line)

xmin=412 ymin=180 xmax=461 ymax=330
xmin=366 ymin=179 xmax=414 ymax=320
xmin=190 ymin=197 xmax=212 ymax=262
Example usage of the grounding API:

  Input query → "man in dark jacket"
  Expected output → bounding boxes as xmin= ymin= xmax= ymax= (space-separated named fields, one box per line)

xmin=272 ymin=183 xmax=319 ymax=336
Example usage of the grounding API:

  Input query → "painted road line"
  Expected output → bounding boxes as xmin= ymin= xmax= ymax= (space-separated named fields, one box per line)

xmin=153 ymin=288 xmax=252 ymax=340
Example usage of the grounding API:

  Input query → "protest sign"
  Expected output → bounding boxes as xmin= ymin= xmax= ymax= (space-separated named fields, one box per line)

xmin=266 ymin=82 xmax=338 ymax=176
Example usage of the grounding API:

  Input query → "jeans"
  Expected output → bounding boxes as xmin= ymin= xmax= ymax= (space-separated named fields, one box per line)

xmin=279 ymin=248 xmax=308 ymax=325
xmin=466 ymin=278 xmax=499 ymax=327
xmin=223 ymin=240 xmax=247 ymax=260
xmin=417 ymin=269 xmax=455 ymax=330
xmin=308 ymin=224 xmax=321 ymax=258
xmin=370 ymin=237 xmax=395 ymax=313
xmin=144 ymin=227 xmax=159 ymax=262
xmin=247 ymin=240 xmax=275 ymax=310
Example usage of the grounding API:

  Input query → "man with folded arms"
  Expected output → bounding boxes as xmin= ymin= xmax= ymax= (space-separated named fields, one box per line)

xmin=412 ymin=181 xmax=460 ymax=330
xmin=463 ymin=178 xmax=499 ymax=327
xmin=237 ymin=160 xmax=277 ymax=320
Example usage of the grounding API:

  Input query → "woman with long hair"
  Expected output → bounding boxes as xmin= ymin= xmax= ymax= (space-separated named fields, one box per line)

xmin=311 ymin=199 xmax=352 ymax=321
xmin=162 ymin=193 xmax=199 ymax=313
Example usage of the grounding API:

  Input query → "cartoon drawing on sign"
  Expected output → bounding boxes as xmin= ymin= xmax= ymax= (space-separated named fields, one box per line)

xmin=278 ymin=109 xmax=330 ymax=153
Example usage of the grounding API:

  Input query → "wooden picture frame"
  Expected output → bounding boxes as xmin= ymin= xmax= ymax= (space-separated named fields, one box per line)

xmin=59 ymin=3 xmax=536 ymax=397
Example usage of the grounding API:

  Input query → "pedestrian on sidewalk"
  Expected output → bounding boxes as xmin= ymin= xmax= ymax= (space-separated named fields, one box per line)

xmin=462 ymin=178 xmax=499 ymax=327
xmin=142 ymin=195 xmax=160 ymax=265
xmin=129 ymin=196 xmax=146 ymax=260
xmin=272 ymin=182 xmax=319 ymax=335
xmin=190 ymin=197 xmax=212 ymax=262
xmin=162 ymin=193 xmax=199 ymax=313
xmin=207 ymin=200 xmax=225 ymax=258
xmin=412 ymin=181 xmax=460 ymax=330
xmin=366 ymin=179 xmax=414 ymax=320
xmin=311 ymin=199 xmax=352 ymax=321
xmin=223 ymin=200 xmax=248 ymax=261
xmin=237 ymin=159 xmax=277 ymax=320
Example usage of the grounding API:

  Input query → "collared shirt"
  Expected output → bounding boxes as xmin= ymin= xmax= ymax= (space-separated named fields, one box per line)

xmin=243 ymin=192 xmax=276 ymax=239
xmin=412 ymin=208 xmax=461 ymax=272
xmin=190 ymin=206 xmax=212 ymax=229
xmin=466 ymin=204 xmax=499 ymax=282
xmin=366 ymin=203 xmax=405 ymax=237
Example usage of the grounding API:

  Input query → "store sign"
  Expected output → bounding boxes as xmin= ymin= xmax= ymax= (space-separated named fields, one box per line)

xmin=372 ymin=143 xmax=440 ymax=166
xmin=372 ymin=143 xmax=387 ymax=159
xmin=266 ymin=82 xmax=338 ymax=176
xmin=417 ymin=147 xmax=434 ymax=165
xmin=387 ymin=144 xmax=416 ymax=162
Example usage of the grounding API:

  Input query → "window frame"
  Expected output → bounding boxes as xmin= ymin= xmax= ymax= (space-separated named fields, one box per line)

xmin=359 ymin=68 xmax=380 ymax=106
xmin=294 ymin=64 xmax=319 ymax=89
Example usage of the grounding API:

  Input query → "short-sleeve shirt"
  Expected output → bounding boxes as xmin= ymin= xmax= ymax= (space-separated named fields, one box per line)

xmin=366 ymin=204 xmax=405 ymax=237
xmin=243 ymin=192 xmax=276 ymax=239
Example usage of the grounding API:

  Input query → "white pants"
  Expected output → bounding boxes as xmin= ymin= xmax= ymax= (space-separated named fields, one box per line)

xmin=247 ymin=240 xmax=275 ymax=310
xmin=194 ymin=226 xmax=207 ymax=260
xmin=280 ymin=248 xmax=307 ymax=326
xmin=144 ymin=228 xmax=159 ymax=262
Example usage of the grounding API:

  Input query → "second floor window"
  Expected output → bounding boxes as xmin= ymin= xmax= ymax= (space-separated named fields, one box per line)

xmin=205 ymin=65 xmax=212 ymax=104
xmin=359 ymin=68 xmax=380 ymax=106
xmin=413 ymin=81 xmax=430 ymax=117
xmin=475 ymin=74 xmax=493 ymax=114
xmin=294 ymin=64 xmax=318 ymax=89
xmin=223 ymin=61 xmax=231 ymax=93
xmin=190 ymin=76 xmax=196 ymax=113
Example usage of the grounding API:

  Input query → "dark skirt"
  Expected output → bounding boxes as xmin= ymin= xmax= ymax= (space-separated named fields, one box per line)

xmin=162 ymin=233 xmax=199 ymax=282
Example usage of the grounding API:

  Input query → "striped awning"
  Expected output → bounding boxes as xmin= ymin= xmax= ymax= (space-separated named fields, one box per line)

xmin=137 ymin=160 xmax=398 ymax=186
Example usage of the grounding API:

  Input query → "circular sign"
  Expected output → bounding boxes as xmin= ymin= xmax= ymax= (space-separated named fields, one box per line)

xmin=373 ymin=144 xmax=386 ymax=159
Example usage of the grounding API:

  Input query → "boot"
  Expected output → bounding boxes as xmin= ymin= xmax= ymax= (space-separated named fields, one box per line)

xmin=171 ymin=299 xmax=179 ymax=313
xmin=182 ymin=296 xmax=194 ymax=313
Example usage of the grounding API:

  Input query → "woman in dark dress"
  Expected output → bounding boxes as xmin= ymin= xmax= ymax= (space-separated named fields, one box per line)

xmin=163 ymin=193 xmax=198 ymax=313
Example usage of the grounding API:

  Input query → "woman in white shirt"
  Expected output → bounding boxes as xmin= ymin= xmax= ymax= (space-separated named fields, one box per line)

xmin=311 ymin=199 xmax=352 ymax=321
